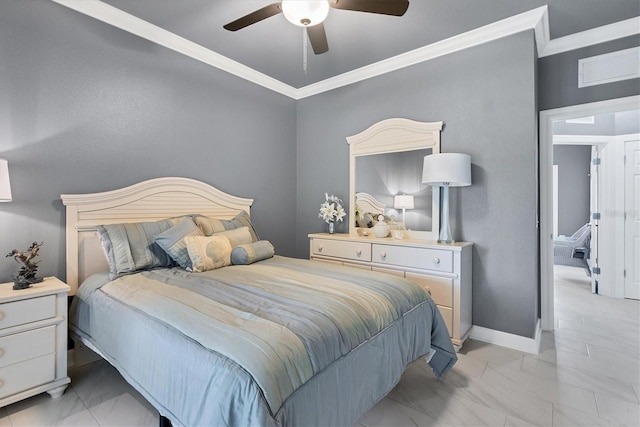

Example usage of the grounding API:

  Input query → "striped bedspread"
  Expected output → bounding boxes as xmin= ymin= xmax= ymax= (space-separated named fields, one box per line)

xmin=70 ymin=256 xmax=456 ymax=426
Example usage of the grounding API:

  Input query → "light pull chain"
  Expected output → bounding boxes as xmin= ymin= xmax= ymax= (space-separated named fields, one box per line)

xmin=303 ymin=27 xmax=308 ymax=73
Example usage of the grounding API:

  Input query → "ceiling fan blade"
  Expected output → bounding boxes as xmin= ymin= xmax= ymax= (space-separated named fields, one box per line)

xmin=307 ymin=23 xmax=329 ymax=55
xmin=223 ymin=2 xmax=283 ymax=31
xmin=329 ymin=0 xmax=409 ymax=16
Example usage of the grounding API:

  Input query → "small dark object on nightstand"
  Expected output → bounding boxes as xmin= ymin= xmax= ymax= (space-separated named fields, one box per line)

xmin=6 ymin=241 xmax=44 ymax=290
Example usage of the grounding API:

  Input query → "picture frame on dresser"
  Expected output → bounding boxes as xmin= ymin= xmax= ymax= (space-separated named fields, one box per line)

xmin=0 ymin=277 xmax=71 ymax=407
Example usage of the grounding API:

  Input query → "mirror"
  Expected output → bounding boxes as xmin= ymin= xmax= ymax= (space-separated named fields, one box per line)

xmin=346 ymin=118 xmax=443 ymax=240
xmin=355 ymin=148 xmax=433 ymax=231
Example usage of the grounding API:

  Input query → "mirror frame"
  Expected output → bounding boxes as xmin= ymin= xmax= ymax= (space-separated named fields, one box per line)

xmin=346 ymin=118 xmax=443 ymax=240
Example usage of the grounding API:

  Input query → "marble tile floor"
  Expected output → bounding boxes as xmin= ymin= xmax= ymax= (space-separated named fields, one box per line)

xmin=1 ymin=265 xmax=638 ymax=426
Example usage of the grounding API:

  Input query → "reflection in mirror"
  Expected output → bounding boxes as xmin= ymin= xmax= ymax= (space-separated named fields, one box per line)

xmin=356 ymin=148 xmax=433 ymax=231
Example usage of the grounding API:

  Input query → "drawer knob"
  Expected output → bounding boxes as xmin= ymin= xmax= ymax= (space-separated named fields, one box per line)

xmin=380 ymin=252 xmax=387 ymax=259
xmin=433 ymin=257 xmax=441 ymax=265
xmin=356 ymin=249 xmax=362 ymax=256
xmin=318 ymin=246 xmax=323 ymax=252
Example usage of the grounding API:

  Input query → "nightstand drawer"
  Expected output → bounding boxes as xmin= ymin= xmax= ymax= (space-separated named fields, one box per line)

xmin=312 ymin=239 xmax=371 ymax=262
xmin=372 ymin=244 xmax=453 ymax=273
xmin=406 ymin=273 xmax=453 ymax=307
xmin=0 ymin=326 xmax=55 ymax=368
xmin=0 ymin=354 xmax=55 ymax=399
xmin=0 ymin=295 xmax=56 ymax=330
xmin=437 ymin=306 xmax=453 ymax=336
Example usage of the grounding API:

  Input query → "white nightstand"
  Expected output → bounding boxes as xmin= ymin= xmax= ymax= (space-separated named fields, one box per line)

xmin=0 ymin=277 xmax=71 ymax=407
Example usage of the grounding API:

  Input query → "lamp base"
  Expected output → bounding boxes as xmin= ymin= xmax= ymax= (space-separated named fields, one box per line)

xmin=438 ymin=184 xmax=454 ymax=244
xmin=437 ymin=239 xmax=456 ymax=244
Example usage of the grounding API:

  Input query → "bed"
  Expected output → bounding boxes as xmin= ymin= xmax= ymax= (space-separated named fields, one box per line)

xmin=62 ymin=177 xmax=457 ymax=427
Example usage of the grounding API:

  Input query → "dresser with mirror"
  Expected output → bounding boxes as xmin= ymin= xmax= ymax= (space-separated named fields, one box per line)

xmin=308 ymin=118 xmax=472 ymax=350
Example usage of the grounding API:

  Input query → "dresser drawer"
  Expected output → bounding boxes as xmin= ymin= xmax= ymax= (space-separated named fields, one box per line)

xmin=372 ymin=244 xmax=453 ymax=273
xmin=0 ymin=353 xmax=55 ymax=399
xmin=0 ymin=326 xmax=55 ymax=368
xmin=406 ymin=273 xmax=453 ymax=307
xmin=311 ymin=239 xmax=371 ymax=262
xmin=0 ymin=295 xmax=56 ymax=330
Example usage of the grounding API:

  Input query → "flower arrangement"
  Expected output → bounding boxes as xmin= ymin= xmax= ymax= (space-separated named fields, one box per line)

xmin=318 ymin=193 xmax=346 ymax=224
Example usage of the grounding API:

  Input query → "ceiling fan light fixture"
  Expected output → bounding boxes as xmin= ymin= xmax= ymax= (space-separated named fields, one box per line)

xmin=282 ymin=1 xmax=330 ymax=27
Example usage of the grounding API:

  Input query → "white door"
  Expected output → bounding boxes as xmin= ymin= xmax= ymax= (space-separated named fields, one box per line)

xmin=590 ymin=145 xmax=599 ymax=293
xmin=625 ymin=139 xmax=640 ymax=300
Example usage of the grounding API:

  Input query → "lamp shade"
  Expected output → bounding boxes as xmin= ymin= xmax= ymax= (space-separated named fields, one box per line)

xmin=394 ymin=194 xmax=414 ymax=210
xmin=422 ymin=153 xmax=471 ymax=187
xmin=0 ymin=158 xmax=12 ymax=202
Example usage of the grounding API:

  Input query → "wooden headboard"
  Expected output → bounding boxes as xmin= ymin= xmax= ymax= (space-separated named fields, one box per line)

xmin=61 ymin=177 xmax=253 ymax=295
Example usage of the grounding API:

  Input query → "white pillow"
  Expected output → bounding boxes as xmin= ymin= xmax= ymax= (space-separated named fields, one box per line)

xmin=184 ymin=235 xmax=232 ymax=273
xmin=213 ymin=226 xmax=252 ymax=249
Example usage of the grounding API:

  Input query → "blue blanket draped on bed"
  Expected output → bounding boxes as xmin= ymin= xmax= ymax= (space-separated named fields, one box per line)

xmin=70 ymin=256 xmax=456 ymax=427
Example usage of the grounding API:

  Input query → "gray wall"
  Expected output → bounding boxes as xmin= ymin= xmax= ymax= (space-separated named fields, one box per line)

xmin=0 ymin=1 xmax=297 ymax=283
xmin=296 ymin=31 xmax=539 ymax=338
xmin=553 ymin=146 xmax=591 ymax=236
xmin=538 ymin=35 xmax=640 ymax=111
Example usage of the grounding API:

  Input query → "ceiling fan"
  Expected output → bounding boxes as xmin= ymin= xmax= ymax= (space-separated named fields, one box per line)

xmin=223 ymin=0 xmax=410 ymax=55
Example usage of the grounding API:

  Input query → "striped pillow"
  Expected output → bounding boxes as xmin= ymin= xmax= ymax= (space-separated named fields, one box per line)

xmin=231 ymin=241 xmax=275 ymax=265
xmin=154 ymin=219 xmax=204 ymax=271
xmin=97 ymin=217 xmax=186 ymax=279
xmin=194 ymin=211 xmax=259 ymax=242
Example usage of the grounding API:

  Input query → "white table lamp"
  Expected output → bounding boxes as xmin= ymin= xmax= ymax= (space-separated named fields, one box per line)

xmin=394 ymin=194 xmax=414 ymax=223
xmin=0 ymin=158 xmax=12 ymax=202
xmin=422 ymin=153 xmax=471 ymax=243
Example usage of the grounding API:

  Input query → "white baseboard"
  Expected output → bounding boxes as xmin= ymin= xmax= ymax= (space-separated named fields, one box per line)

xmin=469 ymin=319 xmax=542 ymax=354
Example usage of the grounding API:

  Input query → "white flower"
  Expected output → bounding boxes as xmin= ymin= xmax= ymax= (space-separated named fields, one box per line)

xmin=318 ymin=193 xmax=347 ymax=223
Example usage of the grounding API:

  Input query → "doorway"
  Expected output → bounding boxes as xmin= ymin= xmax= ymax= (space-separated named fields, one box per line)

xmin=540 ymin=95 xmax=640 ymax=331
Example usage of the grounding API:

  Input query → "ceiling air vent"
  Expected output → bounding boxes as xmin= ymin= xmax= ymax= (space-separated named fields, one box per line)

xmin=578 ymin=47 xmax=639 ymax=88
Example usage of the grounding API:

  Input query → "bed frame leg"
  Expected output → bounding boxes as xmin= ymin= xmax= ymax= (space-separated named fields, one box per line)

xmin=159 ymin=415 xmax=172 ymax=427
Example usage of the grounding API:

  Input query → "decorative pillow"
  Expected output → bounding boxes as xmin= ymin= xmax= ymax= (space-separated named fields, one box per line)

xmin=154 ymin=219 xmax=203 ymax=271
xmin=231 ymin=241 xmax=275 ymax=265
xmin=97 ymin=217 xmax=186 ymax=279
xmin=213 ymin=227 xmax=252 ymax=249
xmin=184 ymin=235 xmax=232 ymax=272
xmin=195 ymin=211 xmax=259 ymax=242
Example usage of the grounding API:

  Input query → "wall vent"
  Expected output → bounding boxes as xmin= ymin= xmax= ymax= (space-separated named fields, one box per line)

xmin=578 ymin=47 xmax=639 ymax=88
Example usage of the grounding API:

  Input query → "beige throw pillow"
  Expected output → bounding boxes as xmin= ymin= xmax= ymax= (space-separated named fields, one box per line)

xmin=184 ymin=235 xmax=232 ymax=272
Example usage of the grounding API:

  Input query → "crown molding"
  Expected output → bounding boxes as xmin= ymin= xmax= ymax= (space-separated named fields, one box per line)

xmin=540 ymin=16 xmax=640 ymax=57
xmin=51 ymin=1 xmax=638 ymax=100
xmin=296 ymin=6 xmax=548 ymax=99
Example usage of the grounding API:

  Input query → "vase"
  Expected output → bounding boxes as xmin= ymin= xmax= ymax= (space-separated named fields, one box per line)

xmin=328 ymin=221 xmax=335 ymax=234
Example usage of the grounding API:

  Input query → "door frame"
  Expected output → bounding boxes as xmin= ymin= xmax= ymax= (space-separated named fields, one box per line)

xmin=552 ymin=136 xmax=611 ymax=294
xmin=539 ymin=95 xmax=640 ymax=331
